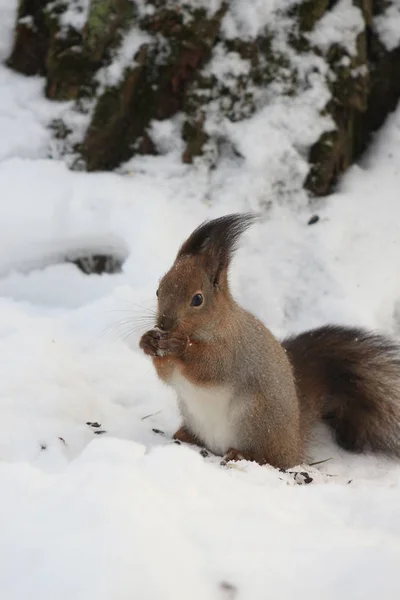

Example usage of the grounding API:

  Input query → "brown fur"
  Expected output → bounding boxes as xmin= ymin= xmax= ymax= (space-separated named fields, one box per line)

xmin=173 ymin=426 xmax=200 ymax=445
xmin=140 ymin=214 xmax=400 ymax=468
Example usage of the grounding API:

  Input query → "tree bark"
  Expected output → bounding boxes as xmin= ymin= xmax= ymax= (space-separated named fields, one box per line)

xmin=6 ymin=0 xmax=400 ymax=197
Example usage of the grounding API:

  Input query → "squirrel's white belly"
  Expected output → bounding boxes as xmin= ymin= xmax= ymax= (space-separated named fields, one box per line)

xmin=170 ymin=369 xmax=236 ymax=456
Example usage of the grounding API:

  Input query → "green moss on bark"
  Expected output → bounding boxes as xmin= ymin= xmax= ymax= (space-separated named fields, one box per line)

xmin=83 ymin=0 xmax=134 ymax=61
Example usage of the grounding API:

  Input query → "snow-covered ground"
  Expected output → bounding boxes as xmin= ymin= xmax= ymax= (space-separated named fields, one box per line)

xmin=1 ymin=2 xmax=400 ymax=599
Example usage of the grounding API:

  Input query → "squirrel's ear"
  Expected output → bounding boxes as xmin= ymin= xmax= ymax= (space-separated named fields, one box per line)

xmin=177 ymin=213 xmax=257 ymax=285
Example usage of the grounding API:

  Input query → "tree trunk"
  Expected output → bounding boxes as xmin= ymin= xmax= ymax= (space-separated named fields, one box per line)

xmin=6 ymin=0 xmax=400 ymax=198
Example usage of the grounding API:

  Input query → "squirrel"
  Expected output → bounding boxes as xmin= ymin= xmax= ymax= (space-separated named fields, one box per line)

xmin=139 ymin=213 xmax=400 ymax=469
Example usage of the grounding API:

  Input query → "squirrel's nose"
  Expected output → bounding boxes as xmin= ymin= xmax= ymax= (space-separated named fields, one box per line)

xmin=158 ymin=315 xmax=174 ymax=331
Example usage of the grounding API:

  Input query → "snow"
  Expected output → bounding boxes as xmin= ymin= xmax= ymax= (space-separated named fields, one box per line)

xmin=0 ymin=1 xmax=63 ymax=163
xmin=375 ymin=0 xmax=400 ymax=51
xmin=221 ymin=0 xmax=299 ymax=40
xmin=58 ymin=0 xmax=91 ymax=32
xmin=135 ymin=0 xmax=224 ymax=20
xmin=1 ymin=1 xmax=400 ymax=599
xmin=95 ymin=28 xmax=151 ymax=89
xmin=180 ymin=2 xmax=335 ymax=208
xmin=53 ymin=0 xmax=334 ymax=201
xmin=307 ymin=0 xmax=364 ymax=57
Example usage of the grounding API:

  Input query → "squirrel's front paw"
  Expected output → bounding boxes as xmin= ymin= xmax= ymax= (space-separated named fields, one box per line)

xmin=139 ymin=329 xmax=188 ymax=358
xmin=139 ymin=329 xmax=163 ymax=357
xmin=157 ymin=332 xmax=188 ymax=357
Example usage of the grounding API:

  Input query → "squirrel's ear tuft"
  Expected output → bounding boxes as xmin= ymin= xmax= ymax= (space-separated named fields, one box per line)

xmin=177 ymin=213 xmax=257 ymax=285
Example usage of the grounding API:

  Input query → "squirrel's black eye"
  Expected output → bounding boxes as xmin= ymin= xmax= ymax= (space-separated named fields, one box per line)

xmin=156 ymin=289 xmax=159 ymax=297
xmin=191 ymin=293 xmax=203 ymax=307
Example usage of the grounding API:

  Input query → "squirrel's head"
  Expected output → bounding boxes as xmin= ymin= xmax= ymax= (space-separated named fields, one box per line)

xmin=155 ymin=213 xmax=256 ymax=337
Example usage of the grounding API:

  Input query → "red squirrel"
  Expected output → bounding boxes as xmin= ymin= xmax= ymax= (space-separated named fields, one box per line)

xmin=140 ymin=214 xmax=400 ymax=469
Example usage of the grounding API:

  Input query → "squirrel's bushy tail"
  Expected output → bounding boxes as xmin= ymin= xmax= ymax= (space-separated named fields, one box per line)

xmin=283 ymin=325 xmax=400 ymax=457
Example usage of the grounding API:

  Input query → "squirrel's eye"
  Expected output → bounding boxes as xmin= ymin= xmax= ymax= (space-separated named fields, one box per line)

xmin=156 ymin=289 xmax=159 ymax=297
xmin=191 ymin=293 xmax=203 ymax=307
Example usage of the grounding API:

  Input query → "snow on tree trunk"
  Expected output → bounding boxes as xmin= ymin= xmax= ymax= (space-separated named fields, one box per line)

xmin=5 ymin=0 xmax=400 ymax=198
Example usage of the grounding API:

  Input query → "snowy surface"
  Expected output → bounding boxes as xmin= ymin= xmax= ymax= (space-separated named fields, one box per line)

xmin=1 ymin=1 xmax=400 ymax=599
